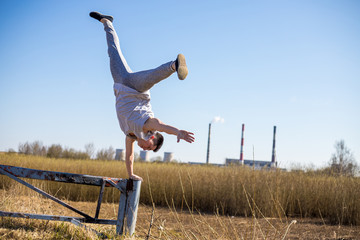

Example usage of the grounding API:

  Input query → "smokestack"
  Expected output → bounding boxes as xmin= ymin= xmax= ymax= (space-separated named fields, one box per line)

xmin=271 ymin=126 xmax=277 ymax=166
xmin=240 ymin=124 xmax=245 ymax=165
xmin=206 ymin=123 xmax=211 ymax=164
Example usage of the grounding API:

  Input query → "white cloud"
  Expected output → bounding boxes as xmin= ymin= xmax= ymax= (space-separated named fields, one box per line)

xmin=212 ymin=116 xmax=225 ymax=124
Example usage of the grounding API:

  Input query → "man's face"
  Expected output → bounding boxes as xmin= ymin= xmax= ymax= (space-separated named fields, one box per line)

xmin=137 ymin=138 xmax=156 ymax=151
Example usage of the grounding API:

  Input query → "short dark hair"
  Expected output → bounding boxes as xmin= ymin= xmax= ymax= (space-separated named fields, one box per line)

xmin=153 ymin=132 xmax=164 ymax=152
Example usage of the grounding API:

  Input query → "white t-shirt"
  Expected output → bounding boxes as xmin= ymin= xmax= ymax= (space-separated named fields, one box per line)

xmin=113 ymin=83 xmax=154 ymax=140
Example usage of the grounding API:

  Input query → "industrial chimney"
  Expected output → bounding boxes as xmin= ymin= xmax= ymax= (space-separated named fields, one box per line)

xmin=206 ymin=123 xmax=211 ymax=164
xmin=271 ymin=126 xmax=277 ymax=167
xmin=240 ymin=124 xmax=245 ymax=165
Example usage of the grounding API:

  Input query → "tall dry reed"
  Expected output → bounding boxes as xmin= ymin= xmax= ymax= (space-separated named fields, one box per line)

xmin=1 ymin=154 xmax=359 ymax=225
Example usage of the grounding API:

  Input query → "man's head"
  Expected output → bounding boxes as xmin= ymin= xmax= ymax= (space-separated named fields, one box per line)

xmin=137 ymin=132 xmax=164 ymax=152
xmin=152 ymin=132 xmax=164 ymax=152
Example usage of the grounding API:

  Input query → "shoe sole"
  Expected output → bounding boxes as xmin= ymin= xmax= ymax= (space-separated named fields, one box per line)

xmin=177 ymin=54 xmax=188 ymax=80
xmin=90 ymin=12 xmax=113 ymax=22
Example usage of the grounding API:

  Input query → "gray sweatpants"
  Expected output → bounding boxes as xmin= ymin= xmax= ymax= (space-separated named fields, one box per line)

xmin=103 ymin=21 xmax=175 ymax=92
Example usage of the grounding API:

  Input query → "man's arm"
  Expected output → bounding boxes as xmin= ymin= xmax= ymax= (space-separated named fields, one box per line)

xmin=125 ymin=136 xmax=143 ymax=181
xmin=144 ymin=118 xmax=195 ymax=143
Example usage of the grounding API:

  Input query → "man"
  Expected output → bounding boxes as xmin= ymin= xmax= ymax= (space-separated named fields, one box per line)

xmin=90 ymin=12 xmax=195 ymax=181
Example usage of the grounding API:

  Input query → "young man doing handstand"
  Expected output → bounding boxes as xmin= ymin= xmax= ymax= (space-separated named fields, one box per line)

xmin=90 ymin=12 xmax=195 ymax=181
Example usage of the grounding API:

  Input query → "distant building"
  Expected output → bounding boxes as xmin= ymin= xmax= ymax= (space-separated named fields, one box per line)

xmin=225 ymin=158 xmax=277 ymax=170
xmin=115 ymin=149 xmax=125 ymax=161
xmin=188 ymin=162 xmax=225 ymax=167
xmin=163 ymin=152 xmax=173 ymax=162
xmin=140 ymin=150 xmax=149 ymax=162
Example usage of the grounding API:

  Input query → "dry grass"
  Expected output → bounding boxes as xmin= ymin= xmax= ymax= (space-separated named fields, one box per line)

xmin=1 ymin=188 xmax=360 ymax=239
xmin=1 ymin=154 xmax=360 ymax=228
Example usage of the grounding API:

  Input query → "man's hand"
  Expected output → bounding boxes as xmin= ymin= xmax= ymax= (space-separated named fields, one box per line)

xmin=177 ymin=130 xmax=195 ymax=143
xmin=129 ymin=174 xmax=143 ymax=181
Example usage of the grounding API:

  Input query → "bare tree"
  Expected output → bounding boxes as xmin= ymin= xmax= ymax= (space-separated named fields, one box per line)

xmin=62 ymin=147 xmax=89 ymax=160
xmin=18 ymin=141 xmax=46 ymax=156
xmin=18 ymin=142 xmax=31 ymax=155
xmin=31 ymin=141 xmax=44 ymax=156
xmin=84 ymin=143 xmax=95 ymax=159
xmin=329 ymin=140 xmax=358 ymax=177
xmin=47 ymin=144 xmax=63 ymax=158
xmin=96 ymin=146 xmax=115 ymax=160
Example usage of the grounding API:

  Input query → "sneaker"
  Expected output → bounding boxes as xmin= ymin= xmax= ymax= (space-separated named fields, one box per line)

xmin=175 ymin=54 xmax=188 ymax=80
xmin=89 ymin=11 xmax=113 ymax=22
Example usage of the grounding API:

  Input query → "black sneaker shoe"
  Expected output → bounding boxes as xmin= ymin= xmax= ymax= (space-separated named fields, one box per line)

xmin=89 ymin=11 xmax=113 ymax=22
xmin=175 ymin=54 xmax=188 ymax=80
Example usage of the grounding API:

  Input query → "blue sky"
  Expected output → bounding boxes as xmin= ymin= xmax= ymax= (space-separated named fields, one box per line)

xmin=0 ymin=0 xmax=359 ymax=169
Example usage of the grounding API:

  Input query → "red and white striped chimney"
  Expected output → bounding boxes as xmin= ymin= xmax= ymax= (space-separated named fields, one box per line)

xmin=240 ymin=124 xmax=245 ymax=165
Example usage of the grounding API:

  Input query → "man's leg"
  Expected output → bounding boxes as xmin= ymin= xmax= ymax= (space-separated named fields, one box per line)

xmin=102 ymin=19 xmax=133 ymax=85
xmin=91 ymin=12 xmax=187 ymax=92
xmin=128 ymin=62 xmax=175 ymax=92
xmin=102 ymin=19 xmax=178 ymax=92
xmin=129 ymin=53 xmax=188 ymax=91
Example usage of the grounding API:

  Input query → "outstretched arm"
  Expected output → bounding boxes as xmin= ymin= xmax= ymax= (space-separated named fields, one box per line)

xmin=145 ymin=118 xmax=195 ymax=143
xmin=125 ymin=136 xmax=143 ymax=181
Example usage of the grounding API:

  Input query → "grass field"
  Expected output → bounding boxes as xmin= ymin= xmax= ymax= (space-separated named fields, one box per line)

xmin=1 ymin=190 xmax=360 ymax=239
xmin=1 ymin=154 xmax=360 ymax=239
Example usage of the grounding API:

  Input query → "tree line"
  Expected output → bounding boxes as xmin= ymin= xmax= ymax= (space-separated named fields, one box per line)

xmin=15 ymin=141 xmax=115 ymax=160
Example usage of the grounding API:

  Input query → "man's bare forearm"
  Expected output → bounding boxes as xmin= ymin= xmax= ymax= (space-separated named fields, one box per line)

xmin=125 ymin=136 xmax=135 ymax=178
xmin=144 ymin=118 xmax=195 ymax=143
xmin=125 ymin=152 xmax=133 ymax=177
xmin=159 ymin=124 xmax=179 ymax=136
xmin=156 ymin=122 xmax=195 ymax=143
xmin=125 ymin=136 xmax=144 ymax=181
